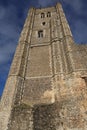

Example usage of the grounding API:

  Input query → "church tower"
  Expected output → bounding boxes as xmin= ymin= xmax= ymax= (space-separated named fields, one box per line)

xmin=0 ymin=3 xmax=87 ymax=130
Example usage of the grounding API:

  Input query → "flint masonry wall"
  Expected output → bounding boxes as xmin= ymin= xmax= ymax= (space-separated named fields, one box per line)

xmin=0 ymin=3 xmax=87 ymax=130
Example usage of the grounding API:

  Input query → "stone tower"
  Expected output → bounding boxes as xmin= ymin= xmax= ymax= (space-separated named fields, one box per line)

xmin=0 ymin=3 xmax=87 ymax=130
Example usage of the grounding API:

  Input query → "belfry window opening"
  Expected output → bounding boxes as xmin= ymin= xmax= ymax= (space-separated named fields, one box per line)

xmin=38 ymin=30 xmax=43 ymax=38
xmin=47 ymin=12 xmax=51 ymax=17
xmin=41 ymin=13 xmax=45 ymax=18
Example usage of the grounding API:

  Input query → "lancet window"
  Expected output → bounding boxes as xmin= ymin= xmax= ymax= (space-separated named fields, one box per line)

xmin=38 ymin=30 xmax=43 ymax=38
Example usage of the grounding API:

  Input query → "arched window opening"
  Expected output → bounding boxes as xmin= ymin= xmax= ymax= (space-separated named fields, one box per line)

xmin=38 ymin=30 xmax=43 ymax=38
xmin=47 ymin=12 xmax=51 ymax=17
xmin=41 ymin=13 xmax=45 ymax=18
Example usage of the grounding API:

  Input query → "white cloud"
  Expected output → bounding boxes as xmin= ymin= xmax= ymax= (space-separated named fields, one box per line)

xmin=72 ymin=21 xmax=87 ymax=43
xmin=38 ymin=0 xmax=51 ymax=6
xmin=37 ymin=0 xmax=83 ymax=13
xmin=0 ymin=39 xmax=17 ymax=64
xmin=0 ymin=6 xmax=6 ymax=20
xmin=63 ymin=0 xmax=83 ymax=12
xmin=38 ymin=0 xmax=57 ymax=7
xmin=0 ymin=4 xmax=21 ymax=65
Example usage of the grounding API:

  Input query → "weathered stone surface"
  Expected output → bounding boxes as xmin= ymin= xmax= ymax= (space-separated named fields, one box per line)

xmin=7 ymin=105 xmax=33 ymax=130
xmin=0 ymin=2 xmax=87 ymax=130
xmin=22 ymin=77 xmax=55 ymax=105
xmin=26 ymin=45 xmax=52 ymax=77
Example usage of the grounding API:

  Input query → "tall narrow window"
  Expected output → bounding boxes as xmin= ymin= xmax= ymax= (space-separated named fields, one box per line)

xmin=47 ymin=12 xmax=51 ymax=17
xmin=41 ymin=13 xmax=45 ymax=18
xmin=38 ymin=30 xmax=43 ymax=38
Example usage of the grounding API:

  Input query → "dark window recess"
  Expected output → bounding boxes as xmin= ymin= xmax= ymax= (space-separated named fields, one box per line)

xmin=42 ymin=22 xmax=46 ymax=25
xmin=82 ymin=77 xmax=87 ymax=86
xmin=41 ymin=13 xmax=45 ymax=18
xmin=38 ymin=30 xmax=43 ymax=38
xmin=84 ymin=78 xmax=87 ymax=86
xmin=47 ymin=12 xmax=51 ymax=17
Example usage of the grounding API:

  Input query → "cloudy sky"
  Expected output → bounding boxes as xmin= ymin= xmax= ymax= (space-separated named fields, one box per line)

xmin=0 ymin=0 xmax=87 ymax=96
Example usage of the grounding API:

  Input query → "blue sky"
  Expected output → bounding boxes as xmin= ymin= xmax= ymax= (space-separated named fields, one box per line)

xmin=0 ymin=0 xmax=87 ymax=96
